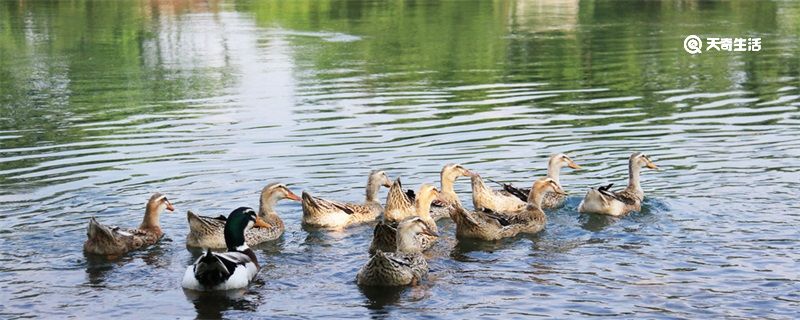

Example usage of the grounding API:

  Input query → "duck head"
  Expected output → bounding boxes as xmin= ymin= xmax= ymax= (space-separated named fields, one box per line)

xmin=396 ymin=216 xmax=439 ymax=253
xmin=261 ymin=183 xmax=301 ymax=202
xmin=631 ymin=152 xmax=658 ymax=170
xmin=368 ymin=170 xmax=393 ymax=188
xmin=550 ymin=153 xmax=582 ymax=170
xmin=146 ymin=193 xmax=175 ymax=214
xmin=441 ymin=163 xmax=476 ymax=183
xmin=224 ymin=207 xmax=268 ymax=251
xmin=533 ymin=177 xmax=567 ymax=196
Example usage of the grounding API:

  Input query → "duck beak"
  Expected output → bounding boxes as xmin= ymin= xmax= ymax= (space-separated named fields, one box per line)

xmin=422 ymin=224 xmax=439 ymax=237
xmin=254 ymin=217 xmax=271 ymax=228
xmin=553 ymin=183 xmax=568 ymax=195
xmin=285 ymin=190 xmax=302 ymax=202
xmin=568 ymin=161 xmax=582 ymax=170
xmin=646 ymin=162 xmax=659 ymax=170
xmin=165 ymin=200 xmax=175 ymax=212
xmin=464 ymin=169 xmax=478 ymax=177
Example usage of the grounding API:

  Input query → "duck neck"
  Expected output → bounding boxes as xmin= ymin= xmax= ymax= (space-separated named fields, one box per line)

xmin=259 ymin=194 xmax=279 ymax=219
xmin=396 ymin=230 xmax=421 ymax=254
xmin=414 ymin=197 xmax=437 ymax=231
xmin=365 ymin=178 xmax=381 ymax=204
xmin=526 ymin=185 xmax=545 ymax=209
xmin=139 ymin=205 xmax=162 ymax=232
xmin=627 ymin=161 xmax=642 ymax=192
xmin=547 ymin=161 xmax=561 ymax=184
xmin=440 ymin=175 xmax=458 ymax=205
xmin=470 ymin=175 xmax=490 ymax=195
xmin=225 ymin=226 xmax=248 ymax=252
xmin=259 ymin=194 xmax=283 ymax=226
xmin=415 ymin=197 xmax=432 ymax=217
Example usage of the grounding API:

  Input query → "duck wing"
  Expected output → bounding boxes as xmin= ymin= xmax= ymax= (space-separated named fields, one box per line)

xmin=187 ymin=210 xmax=226 ymax=230
xmin=302 ymin=192 xmax=356 ymax=215
xmin=191 ymin=249 xmax=254 ymax=287
xmin=480 ymin=208 xmax=531 ymax=227
xmin=86 ymin=217 xmax=116 ymax=241
xmin=386 ymin=178 xmax=415 ymax=216
xmin=486 ymin=178 xmax=529 ymax=202
xmin=502 ymin=184 xmax=530 ymax=202
xmin=613 ymin=187 xmax=641 ymax=206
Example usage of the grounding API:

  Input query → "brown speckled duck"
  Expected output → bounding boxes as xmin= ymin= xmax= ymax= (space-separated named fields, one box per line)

xmin=472 ymin=153 xmax=581 ymax=212
xmin=578 ymin=152 xmax=658 ymax=216
xmin=84 ymin=193 xmax=175 ymax=257
xmin=186 ymin=183 xmax=301 ymax=249
xmin=388 ymin=164 xmax=475 ymax=221
xmin=369 ymin=182 xmax=439 ymax=254
xmin=357 ymin=215 xmax=439 ymax=287
xmin=301 ymin=170 xmax=392 ymax=228
xmin=451 ymin=178 xmax=564 ymax=241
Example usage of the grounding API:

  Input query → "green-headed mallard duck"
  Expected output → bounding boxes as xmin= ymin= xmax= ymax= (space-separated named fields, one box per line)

xmin=578 ymin=152 xmax=658 ymax=216
xmin=301 ymin=170 xmax=392 ymax=228
xmin=369 ymin=182 xmax=439 ymax=254
xmin=83 ymin=193 xmax=175 ymax=257
xmin=186 ymin=183 xmax=301 ymax=249
xmin=473 ymin=154 xmax=581 ymax=213
xmin=451 ymin=178 xmax=565 ymax=240
xmin=356 ymin=215 xmax=439 ymax=287
xmin=182 ymin=207 xmax=268 ymax=291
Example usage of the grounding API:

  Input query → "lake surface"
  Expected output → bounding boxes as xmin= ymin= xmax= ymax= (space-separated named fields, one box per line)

xmin=1 ymin=0 xmax=799 ymax=318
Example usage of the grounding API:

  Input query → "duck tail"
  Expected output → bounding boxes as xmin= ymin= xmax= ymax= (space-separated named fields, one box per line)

xmin=301 ymin=191 xmax=319 ymax=210
xmin=187 ymin=210 xmax=221 ymax=229
xmin=187 ymin=210 xmax=204 ymax=229
xmin=449 ymin=201 xmax=479 ymax=227
xmin=193 ymin=249 xmax=230 ymax=288
xmin=86 ymin=217 xmax=114 ymax=241
xmin=368 ymin=221 xmax=397 ymax=255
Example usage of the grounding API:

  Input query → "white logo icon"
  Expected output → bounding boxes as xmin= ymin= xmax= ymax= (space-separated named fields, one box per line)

xmin=684 ymin=35 xmax=703 ymax=54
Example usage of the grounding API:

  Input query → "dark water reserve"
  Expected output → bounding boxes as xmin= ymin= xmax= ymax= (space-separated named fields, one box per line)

xmin=1 ymin=1 xmax=798 ymax=318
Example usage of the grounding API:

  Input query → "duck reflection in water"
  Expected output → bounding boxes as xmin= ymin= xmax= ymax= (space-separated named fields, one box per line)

xmin=184 ymin=288 xmax=260 ymax=319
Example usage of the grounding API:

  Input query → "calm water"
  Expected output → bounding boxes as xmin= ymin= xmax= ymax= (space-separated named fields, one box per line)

xmin=1 ymin=0 xmax=799 ymax=318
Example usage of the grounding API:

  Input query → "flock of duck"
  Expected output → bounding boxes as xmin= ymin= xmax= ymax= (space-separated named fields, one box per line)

xmin=83 ymin=152 xmax=658 ymax=291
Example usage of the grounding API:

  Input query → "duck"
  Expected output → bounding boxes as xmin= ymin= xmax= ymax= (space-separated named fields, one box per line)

xmin=182 ymin=207 xmax=269 ymax=291
xmin=578 ymin=152 xmax=658 ymax=216
xmin=431 ymin=164 xmax=477 ymax=220
xmin=369 ymin=182 xmax=439 ymax=254
xmin=388 ymin=164 xmax=475 ymax=221
xmin=301 ymin=170 xmax=392 ymax=228
xmin=451 ymin=178 xmax=565 ymax=241
xmin=472 ymin=154 xmax=581 ymax=213
xmin=84 ymin=193 xmax=175 ymax=257
xmin=356 ymin=215 xmax=440 ymax=287
xmin=186 ymin=183 xmax=301 ymax=249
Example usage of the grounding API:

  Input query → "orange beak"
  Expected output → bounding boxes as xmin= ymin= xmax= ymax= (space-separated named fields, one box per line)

xmin=286 ymin=190 xmax=302 ymax=202
xmin=254 ymin=217 xmax=271 ymax=228
xmin=568 ymin=161 xmax=582 ymax=170
xmin=165 ymin=200 xmax=175 ymax=212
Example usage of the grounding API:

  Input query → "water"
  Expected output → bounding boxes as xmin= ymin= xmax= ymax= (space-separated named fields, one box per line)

xmin=1 ymin=0 xmax=799 ymax=318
